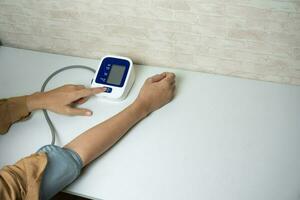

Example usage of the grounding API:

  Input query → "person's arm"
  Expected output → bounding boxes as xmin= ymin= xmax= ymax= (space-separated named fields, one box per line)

xmin=0 ymin=85 xmax=105 ymax=134
xmin=0 ymin=85 xmax=106 ymax=199
xmin=0 ymin=96 xmax=30 ymax=134
xmin=26 ymin=84 xmax=106 ymax=116
xmin=65 ymin=72 xmax=176 ymax=166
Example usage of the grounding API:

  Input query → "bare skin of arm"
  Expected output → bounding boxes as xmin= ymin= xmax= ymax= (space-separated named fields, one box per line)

xmin=65 ymin=72 xmax=176 ymax=166
xmin=26 ymin=72 xmax=176 ymax=166
xmin=26 ymin=84 xmax=106 ymax=116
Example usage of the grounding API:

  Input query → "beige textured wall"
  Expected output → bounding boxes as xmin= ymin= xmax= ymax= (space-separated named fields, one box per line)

xmin=0 ymin=0 xmax=300 ymax=85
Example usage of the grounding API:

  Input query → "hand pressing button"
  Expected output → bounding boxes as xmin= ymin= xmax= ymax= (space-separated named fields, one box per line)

xmin=105 ymin=87 xmax=112 ymax=93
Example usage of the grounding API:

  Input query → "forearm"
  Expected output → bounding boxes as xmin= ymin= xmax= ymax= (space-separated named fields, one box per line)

xmin=65 ymin=100 xmax=149 ymax=166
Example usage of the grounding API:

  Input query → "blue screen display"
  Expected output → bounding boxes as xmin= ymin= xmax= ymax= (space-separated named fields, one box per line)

xmin=95 ymin=57 xmax=130 ymax=87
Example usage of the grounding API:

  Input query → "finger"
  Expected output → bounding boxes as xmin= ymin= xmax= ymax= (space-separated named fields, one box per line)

xmin=165 ymin=72 xmax=176 ymax=83
xmin=169 ymin=86 xmax=176 ymax=100
xmin=67 ymin=107 xmax=93 ymax=116
xmin=73 ymin=97 xmax=89 ymax=105
xmin=172 ymin=85 xmax=176 ymax=93
xmin=169 ymin=79 xmax=176 ymax=86
xmin=149 ymin=72 xmax=167 ymax=83
xmin=74 ymin=85 xmax=85 ymax=90
xmin=64 ymin=84 xmax=83 ymax=89
xmin=92 ymin=87 xmax=107 ymax=94
xmin=64 ymin=84 xmax=76 ymax=88
xmin=73 ymin=87 xmax=106 ymax=100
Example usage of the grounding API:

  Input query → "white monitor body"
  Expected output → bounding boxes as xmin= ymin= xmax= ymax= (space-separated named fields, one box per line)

xmin=91 ymin=55 xmax=135 ymax=100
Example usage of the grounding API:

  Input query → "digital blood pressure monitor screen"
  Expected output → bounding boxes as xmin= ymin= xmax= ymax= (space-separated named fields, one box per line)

xmin=106 ymin=65 xmax=126 ymax=85
xmin=94 ymin=56 xmax=130 ymax=87
xmin=92 ymin=55 xmax=134 ymax=99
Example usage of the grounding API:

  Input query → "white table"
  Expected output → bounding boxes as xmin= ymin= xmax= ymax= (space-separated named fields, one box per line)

xmin=1 ymin=47 xmax=300 ymax=200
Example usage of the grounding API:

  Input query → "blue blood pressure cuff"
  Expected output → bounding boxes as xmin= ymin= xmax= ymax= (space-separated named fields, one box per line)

xmin=37 ymin=145 xmax=83 ymax=200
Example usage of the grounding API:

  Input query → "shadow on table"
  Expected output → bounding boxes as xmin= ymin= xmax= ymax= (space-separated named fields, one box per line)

xmin=52 ymin=192 xmax=91 ymax=200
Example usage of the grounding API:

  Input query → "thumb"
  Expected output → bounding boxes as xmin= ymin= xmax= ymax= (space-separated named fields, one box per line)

xmin=150 ymin=73 xmax=166 ymax=83
xmin=67 ymin=107 xmax=93 ymax=116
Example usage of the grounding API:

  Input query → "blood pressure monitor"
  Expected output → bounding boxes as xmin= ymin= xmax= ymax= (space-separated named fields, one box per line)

xmin=91 ymin=55 xmax=135 ymax=100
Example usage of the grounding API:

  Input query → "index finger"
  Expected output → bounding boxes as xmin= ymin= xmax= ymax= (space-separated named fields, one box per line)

xmin=73 ymin=87 xmax=106 ymax=100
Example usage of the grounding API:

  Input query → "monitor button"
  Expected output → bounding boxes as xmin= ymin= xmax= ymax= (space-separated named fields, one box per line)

xmin=105 ymin=87 xmax=112 ymax=93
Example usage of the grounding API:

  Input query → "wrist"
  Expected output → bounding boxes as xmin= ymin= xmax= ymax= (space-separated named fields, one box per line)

xmin=131 ymin=99 xmax=151 ymax=118
xmin=26 ymin=92 xmax=46 ymax=112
